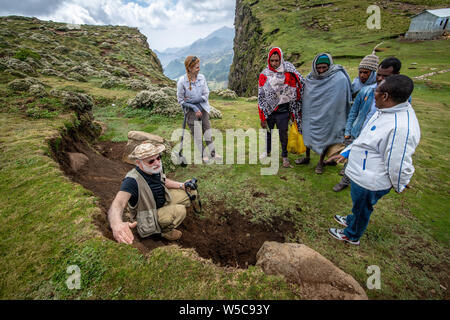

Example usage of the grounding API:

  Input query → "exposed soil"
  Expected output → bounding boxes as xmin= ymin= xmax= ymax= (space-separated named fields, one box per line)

xmin=54 ymin=136 xmax=296 ymax=268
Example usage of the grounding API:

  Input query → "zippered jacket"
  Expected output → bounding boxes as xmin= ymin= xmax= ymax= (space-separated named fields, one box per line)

xmin=344 ymin=84 xmax=376 ymax=138
xmin=341 ymin=101 xmax=421 ymax=193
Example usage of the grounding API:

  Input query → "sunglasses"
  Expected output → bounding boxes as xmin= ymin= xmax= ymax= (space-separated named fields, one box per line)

xmin=144 ymin=155 xmax=161 ymax=165
xmin=191 ymin=56 xmax=198 ymax=62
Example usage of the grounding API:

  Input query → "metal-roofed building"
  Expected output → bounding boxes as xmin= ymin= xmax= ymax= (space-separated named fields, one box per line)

xmin=405 ymin=8 xmax=450 ymax=40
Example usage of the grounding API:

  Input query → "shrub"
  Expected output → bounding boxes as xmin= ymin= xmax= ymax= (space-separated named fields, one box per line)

xmin=127 ymin=89 xmax=180 ymax=117
xmin=25 ymin=106 xmax=58 ymax=119
xmin=29 ymin=84 xmax=48 ymax=97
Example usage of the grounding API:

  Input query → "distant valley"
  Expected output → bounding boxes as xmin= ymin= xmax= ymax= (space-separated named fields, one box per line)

xmin=154 ymin=26 xmax=234 ymax=89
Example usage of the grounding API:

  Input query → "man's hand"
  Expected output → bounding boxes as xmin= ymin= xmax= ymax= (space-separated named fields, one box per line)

xmin=111 ymin=221 xmax=137 ymax=244
xmin=344 ymin=135 xmax=351 ymax=139
xmin=261 ymin=120 xmax=267 ymax=129
xmin=327 ymin=154 xmax=346 ymax=164
xmin=195 ymin=110 xmax=202 ymax=119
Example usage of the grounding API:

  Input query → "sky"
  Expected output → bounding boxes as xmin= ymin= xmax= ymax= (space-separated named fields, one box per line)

xmin=0 ymin=0 xmax=236 ymax=51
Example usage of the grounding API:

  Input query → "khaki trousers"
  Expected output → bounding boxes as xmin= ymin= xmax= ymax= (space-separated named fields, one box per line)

xmin=157 ymin=189 xmax=197 ymax=232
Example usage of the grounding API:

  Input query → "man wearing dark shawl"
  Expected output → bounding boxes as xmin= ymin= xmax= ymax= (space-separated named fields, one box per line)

xmin=258 ymin=47 xmax=305 ymax=168
xmin=295 ymin=53 xmax=352 ymax=174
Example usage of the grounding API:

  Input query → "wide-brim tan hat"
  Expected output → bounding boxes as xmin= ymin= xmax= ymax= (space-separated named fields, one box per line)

xmin=129 ymin=142 xmax=166 ymax=160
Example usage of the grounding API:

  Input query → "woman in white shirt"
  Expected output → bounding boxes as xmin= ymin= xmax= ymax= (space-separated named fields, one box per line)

xmin=177 ymin=56 xmax=220 ymax=163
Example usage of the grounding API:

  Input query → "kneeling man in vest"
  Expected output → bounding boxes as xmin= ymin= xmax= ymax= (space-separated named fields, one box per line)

xmin=108 ymin=142 xmax=196 ymax=244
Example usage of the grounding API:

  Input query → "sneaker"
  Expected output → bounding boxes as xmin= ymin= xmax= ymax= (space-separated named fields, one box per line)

xmin=212 ymin=153 xmax=222 ymax=161
xmin=259 ymin=152 xmax=271 ymax=160
xmin=328 ymin=228 xmax=359 ymax=245
xmin=334 ymin=214 xmax=348 ymax=227
xmin=161 ymin=229 xmax=182 ymax=241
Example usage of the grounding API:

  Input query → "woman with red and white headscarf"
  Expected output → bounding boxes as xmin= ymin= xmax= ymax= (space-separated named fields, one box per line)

xmin=258 ymin=47 xmax=305 ymax=168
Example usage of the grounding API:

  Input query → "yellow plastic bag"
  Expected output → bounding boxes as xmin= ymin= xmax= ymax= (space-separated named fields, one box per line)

xmin=287 ymin=122 xmax=306 ymax=155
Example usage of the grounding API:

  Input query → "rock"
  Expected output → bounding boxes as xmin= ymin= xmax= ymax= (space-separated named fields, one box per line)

xmin=246 ymin=96 xmax=258 ymax=102
xmin=256 ymin=242 xmax=368 ymax=300
xmin=67 ymin=152 xmax=89 ymax=172
xmin=123 ymin=131 xmax=165 ymax=165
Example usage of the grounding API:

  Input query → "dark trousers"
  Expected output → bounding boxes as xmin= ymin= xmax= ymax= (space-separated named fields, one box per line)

xmin=343 ymin=180 xmax=391 ymax=241
xmin=266 ymin=111 xmax=290 ymax=158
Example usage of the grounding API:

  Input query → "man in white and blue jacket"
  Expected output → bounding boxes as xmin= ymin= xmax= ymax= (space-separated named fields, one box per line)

xmin=333 ymin=58 xmax=403 ymax=192
xmin=327 ymin=75 xmax=420 ymax=245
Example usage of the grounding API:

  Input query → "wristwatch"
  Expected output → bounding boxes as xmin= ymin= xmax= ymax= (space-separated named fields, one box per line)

xmin=179 ymin=183 xmax=183 ymax=189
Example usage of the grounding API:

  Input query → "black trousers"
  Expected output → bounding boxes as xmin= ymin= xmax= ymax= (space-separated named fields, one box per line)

xmin=266 ymin=111 xmax=290 ymax=158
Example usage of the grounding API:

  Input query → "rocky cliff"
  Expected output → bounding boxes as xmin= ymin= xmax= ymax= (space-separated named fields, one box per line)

xmin=229 ymin=0 xmax=449 ymax=97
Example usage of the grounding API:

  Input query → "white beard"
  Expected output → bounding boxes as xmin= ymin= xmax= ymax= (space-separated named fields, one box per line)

xmin=140 ymin=161 xmax=163 ymax=174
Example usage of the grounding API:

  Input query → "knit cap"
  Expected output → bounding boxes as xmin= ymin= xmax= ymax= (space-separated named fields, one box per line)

xmin=316 ymin=54 xmax=330 ymax=65
xmin=359 ymin=43 xmax=382 ymax=71
xmin=359 ymin=54 xmax=379 ymax=71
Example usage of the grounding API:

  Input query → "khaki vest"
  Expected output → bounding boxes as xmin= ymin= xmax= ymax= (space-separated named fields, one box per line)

xmin=125 ymin=168 xmax=172 ymax=238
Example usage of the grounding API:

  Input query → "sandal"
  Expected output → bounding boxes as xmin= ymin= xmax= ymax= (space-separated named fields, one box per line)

xmin=324 ymin=159 xmax=337 ymax=166
xmin=294 ymin=157 xmax=310 ymax=165
xmin=315 ymin=163 xmax=324 ymax=174
xmin=282 ymin=158 xmax=293 ymax=168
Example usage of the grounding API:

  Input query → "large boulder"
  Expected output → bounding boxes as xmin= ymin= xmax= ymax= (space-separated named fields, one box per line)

xmin=123 ymin=131 xmax=175 ymax=173
xmin=256 ymin=242 xmax=368 ymax=300
xmin=123 ymin=130 xmax=165 ymax=165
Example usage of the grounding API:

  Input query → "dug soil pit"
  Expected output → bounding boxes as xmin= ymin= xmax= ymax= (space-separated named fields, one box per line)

xmin=54 ymin=138 xmax=296 ymax=268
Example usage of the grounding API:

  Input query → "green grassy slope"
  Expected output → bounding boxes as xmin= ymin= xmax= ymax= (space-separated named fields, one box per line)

xmin=229 ymin=0 xmax=450 ymax=96
xmin=0 ymin=7 xmax=449 ymax=300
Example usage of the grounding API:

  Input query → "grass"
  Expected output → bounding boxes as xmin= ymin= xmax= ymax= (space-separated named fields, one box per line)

xmin=0 ymin=6 xmax=449 ymax=300
xmin=89 ymin=68 xmax=450 ymax=299
xmin=0 ymin=112 xmax=296 ymax=300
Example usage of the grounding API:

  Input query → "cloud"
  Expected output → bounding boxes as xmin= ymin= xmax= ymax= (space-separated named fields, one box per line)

xmin=0 ymin=0 xmax=63 ymax=16
xmin=0 ymin=0 xmax=236 ymax=50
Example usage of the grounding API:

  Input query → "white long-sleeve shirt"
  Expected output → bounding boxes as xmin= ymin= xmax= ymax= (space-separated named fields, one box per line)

xmin=341 ymin=101 xmax=421 ymax=193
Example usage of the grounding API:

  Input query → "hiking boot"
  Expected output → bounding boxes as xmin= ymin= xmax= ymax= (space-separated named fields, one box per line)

xmin=295 ymin=157 xmax=310 ymax=165
xmin=333 ymin=181 xmax=349 ymax=192
xmin=328 ymin=228 xmax=359 ymax=245
xmin=161 ymin=229 xmax=182 ymax=241
xmin=334 ymin=215 xmax=348 ymax=227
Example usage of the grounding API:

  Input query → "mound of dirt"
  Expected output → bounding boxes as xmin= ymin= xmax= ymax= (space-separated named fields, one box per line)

xmin=54 ymin=136 xmax=296 ymax=268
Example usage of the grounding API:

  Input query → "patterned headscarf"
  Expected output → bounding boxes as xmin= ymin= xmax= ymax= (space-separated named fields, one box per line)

xmin=258 ymin=47 xmax=305 ymax=132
